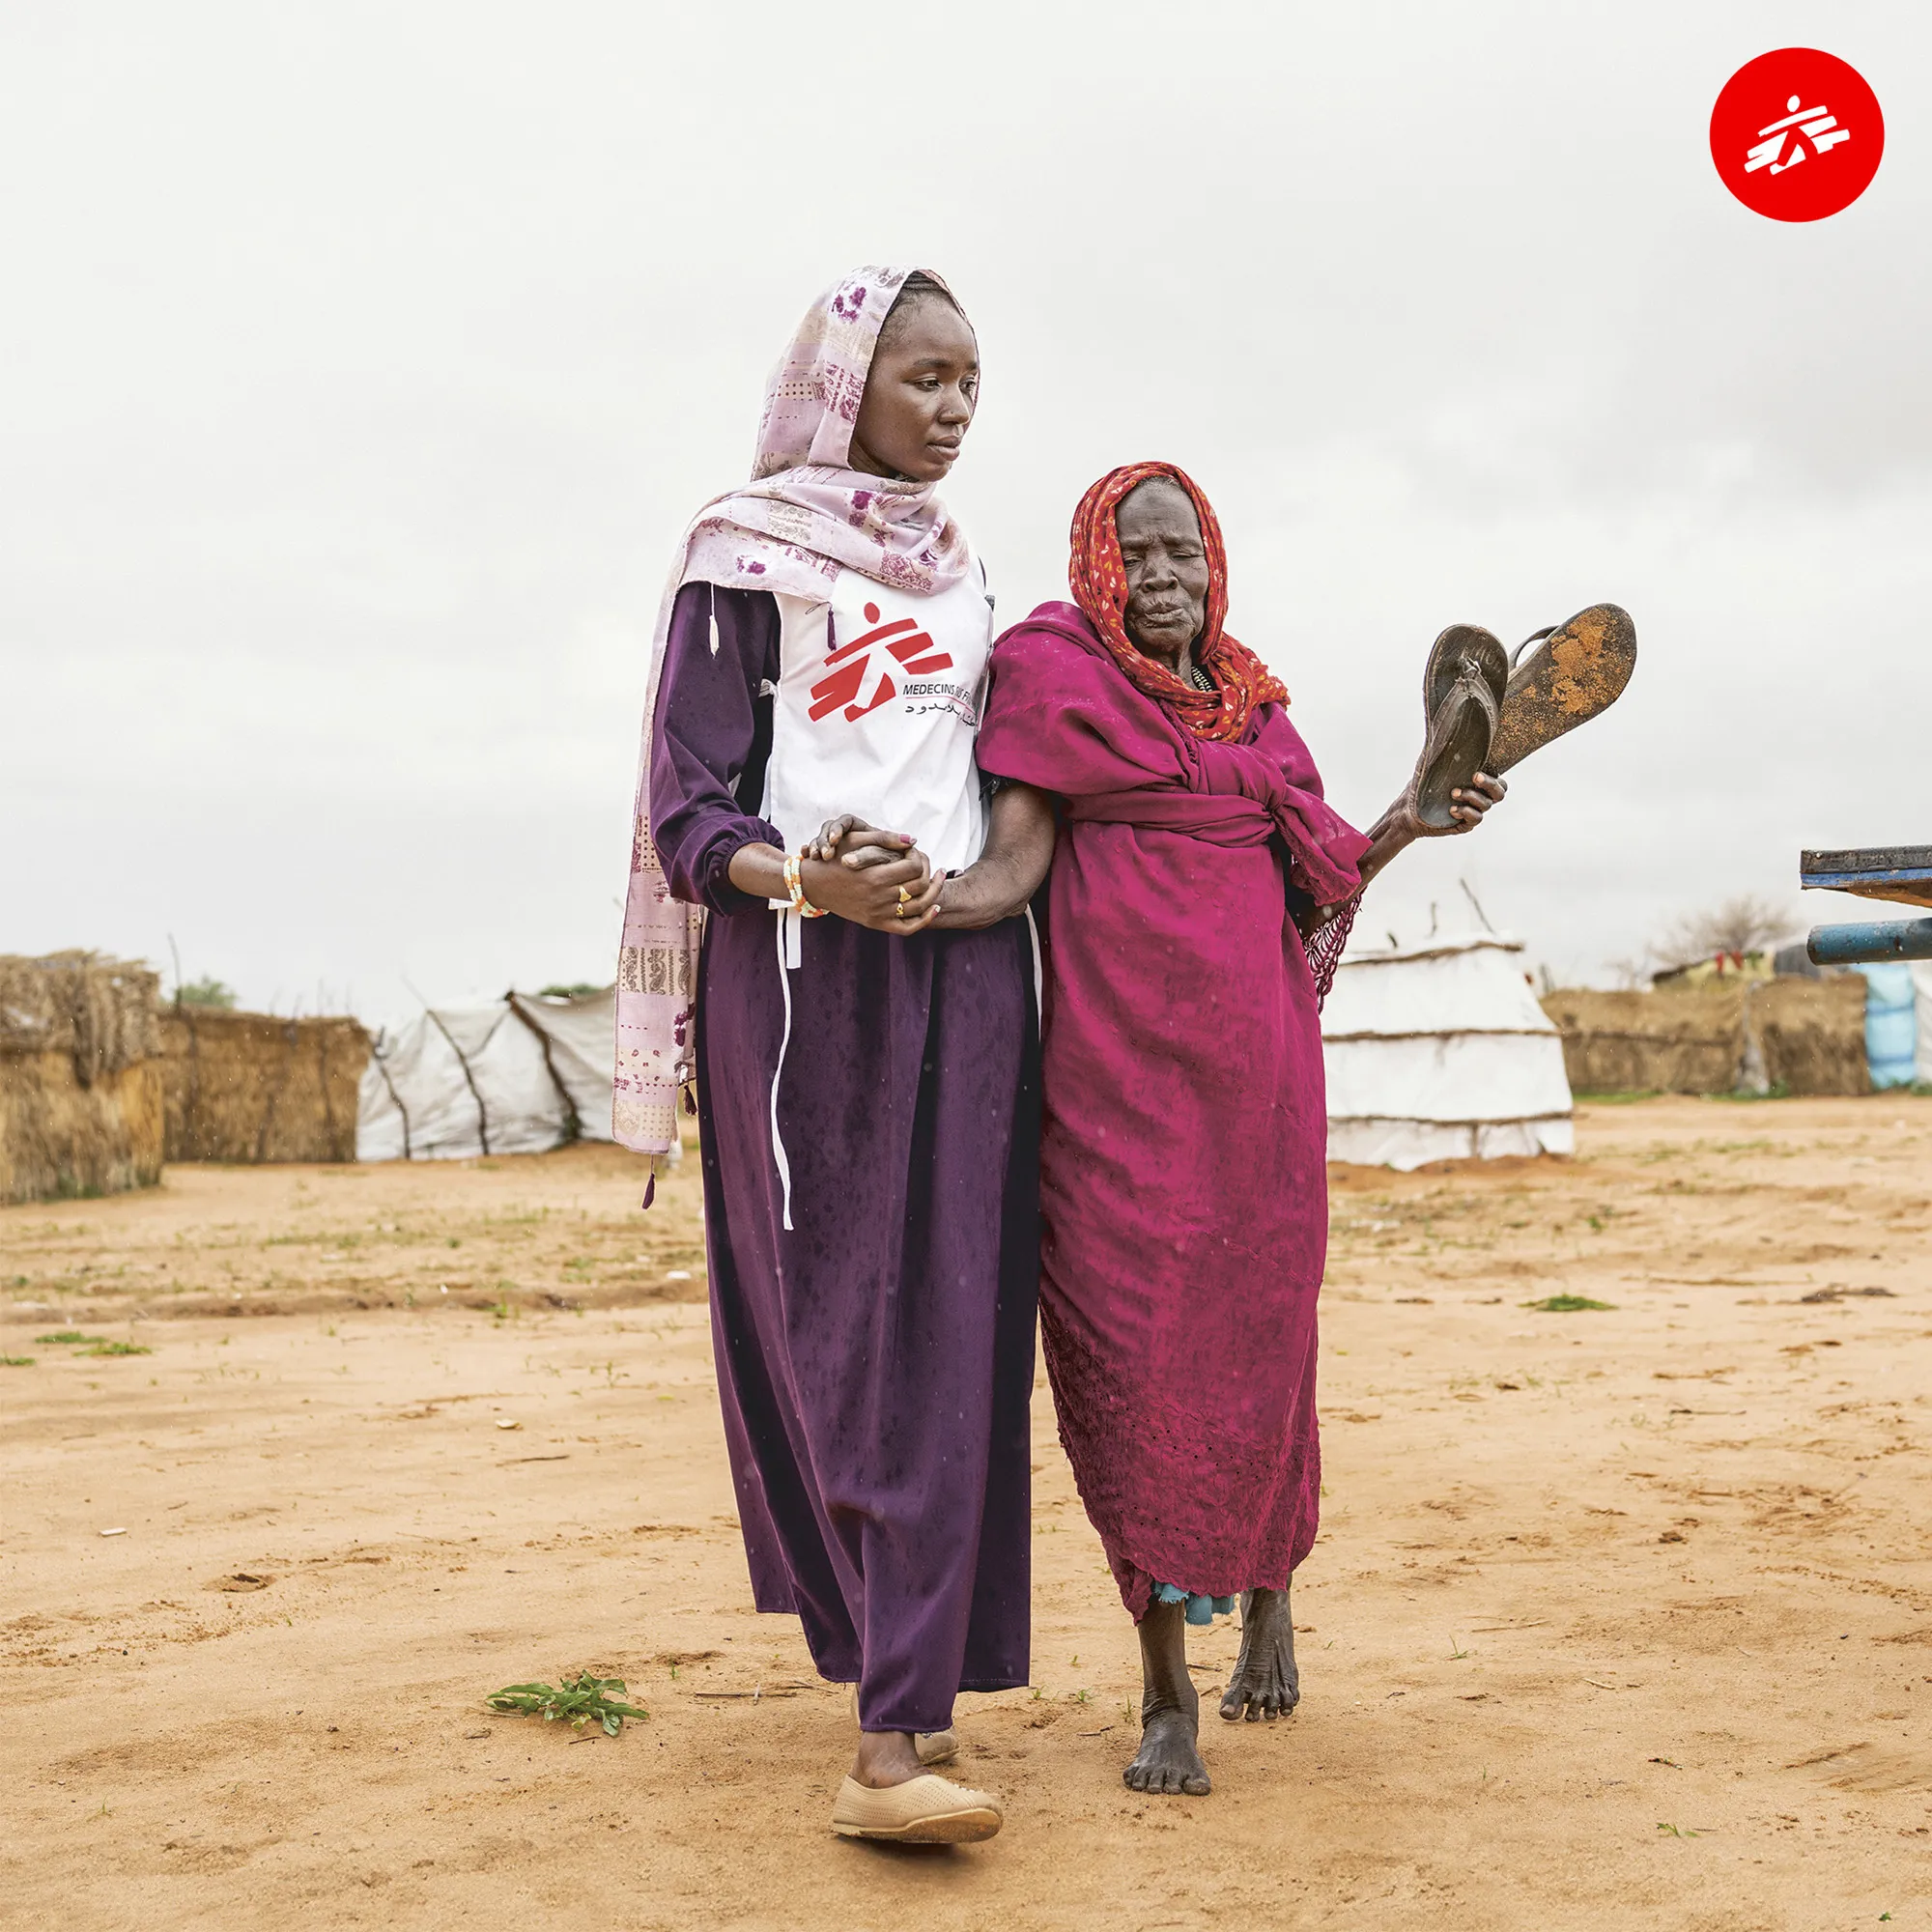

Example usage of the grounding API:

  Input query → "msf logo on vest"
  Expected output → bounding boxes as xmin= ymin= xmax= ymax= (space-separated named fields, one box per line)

xmin=809 ymin=603 xmax=955 ymax=724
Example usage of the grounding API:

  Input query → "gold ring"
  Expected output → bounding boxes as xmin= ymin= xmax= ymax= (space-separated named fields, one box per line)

xmin=897 ymin=884 xmax=913 ymax=904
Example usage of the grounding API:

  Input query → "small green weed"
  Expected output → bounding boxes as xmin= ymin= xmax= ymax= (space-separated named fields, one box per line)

xmin=1523 ymin=1294 xmax=1615 ymax=1313
xmin=1 ymin=1355 xmax=34 ymax=1368
xmin=81 ymin=1341 xmax=152 ymax=1357
xmin=1656 ymin=1822 xmax=1701 ymax=1837
xmin=36 ymin=1330 xmax=99 ymax=1345
xmin=486 ymin=1672 xmax=647 ymax=1737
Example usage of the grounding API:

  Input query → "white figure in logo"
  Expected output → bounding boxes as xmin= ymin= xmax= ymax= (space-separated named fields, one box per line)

xmin=1746 ymin=94 xmax=1852 ymax=175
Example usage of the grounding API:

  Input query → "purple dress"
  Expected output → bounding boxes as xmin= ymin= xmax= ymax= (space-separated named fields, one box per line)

xmin=649 ymin=582 xmax=1038 ymax=1733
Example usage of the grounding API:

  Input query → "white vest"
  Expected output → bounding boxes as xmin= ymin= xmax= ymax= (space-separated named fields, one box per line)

xmin=761 ymin=566 xmax=994 ymax=882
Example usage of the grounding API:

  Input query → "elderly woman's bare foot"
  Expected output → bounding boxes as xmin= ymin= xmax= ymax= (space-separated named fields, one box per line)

xmin=1124 ymin=1599 xmax=1211 ymax=1796
xmin=1125 ymin=1706 xmax=1210 ymax=1796
xmin=1219 ymin=1586 xmax=1300 ymax=1721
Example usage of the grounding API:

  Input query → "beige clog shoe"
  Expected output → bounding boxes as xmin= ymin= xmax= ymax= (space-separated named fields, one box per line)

xmin=831 ymin=1773 xmax=1003 ymax=1843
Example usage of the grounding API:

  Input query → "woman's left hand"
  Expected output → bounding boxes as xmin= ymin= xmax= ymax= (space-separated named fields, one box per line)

xmin=1444 ymin=770 xmax=1506 ymax=833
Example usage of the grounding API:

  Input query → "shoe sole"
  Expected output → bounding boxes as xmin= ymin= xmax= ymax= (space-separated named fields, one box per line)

xmin=1490 ymin=603 xmax=1635 ymax=773
xmin=832 ymin=1804 xmax=1003 ymax=1844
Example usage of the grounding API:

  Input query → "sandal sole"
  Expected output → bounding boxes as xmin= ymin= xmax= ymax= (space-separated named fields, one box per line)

xmin=1491 ymin=603 xmax=1635 ymax=773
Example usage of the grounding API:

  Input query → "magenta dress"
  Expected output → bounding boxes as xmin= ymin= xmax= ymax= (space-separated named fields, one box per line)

xmin=975 ymin=604 xmax=1368 ymax=1621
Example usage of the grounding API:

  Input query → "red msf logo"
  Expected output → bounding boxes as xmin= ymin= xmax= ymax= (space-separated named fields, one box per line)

xmin=1711 ymin=49 xmax=1883 ymax=222
xmin=809 ymin=602 xmax=954 ymax=724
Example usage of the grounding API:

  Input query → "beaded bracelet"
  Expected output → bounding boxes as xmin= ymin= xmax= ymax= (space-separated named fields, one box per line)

xmin=783 ymin=852 xmax=828 ymax=918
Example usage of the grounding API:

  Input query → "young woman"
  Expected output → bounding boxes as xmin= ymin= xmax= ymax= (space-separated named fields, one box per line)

xmin=909 ymin=461 xmax=1505 ymax=1799
xmin=614 ymin=268 xmax=1037 ymax=1844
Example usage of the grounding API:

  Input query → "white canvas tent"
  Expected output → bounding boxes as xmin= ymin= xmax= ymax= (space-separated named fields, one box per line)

xmin=356 ymin=988 xmax=634 ymax=1162
xmin=1322 ymin=933 xmax=1573 ymax=1170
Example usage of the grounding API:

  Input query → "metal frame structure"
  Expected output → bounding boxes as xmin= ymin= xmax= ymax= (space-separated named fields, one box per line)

xmin=1802 ymin=846 xmax=1932 ymax=964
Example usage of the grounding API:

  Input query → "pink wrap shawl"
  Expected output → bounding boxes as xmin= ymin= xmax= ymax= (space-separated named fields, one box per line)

xmin=613 ymin=267 xmax=975 ymax=1157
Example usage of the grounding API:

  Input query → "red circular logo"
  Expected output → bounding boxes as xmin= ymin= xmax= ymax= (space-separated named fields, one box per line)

xmin=1711 ymin=49 xmax=1883 ymax=221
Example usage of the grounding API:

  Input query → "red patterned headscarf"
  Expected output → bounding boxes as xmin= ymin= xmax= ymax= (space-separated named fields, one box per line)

xmin=1067 ymin=461 xmax=1289 ymax=743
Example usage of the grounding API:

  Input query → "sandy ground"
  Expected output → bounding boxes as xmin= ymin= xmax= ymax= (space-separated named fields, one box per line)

xmin=3 ymin=1096 xmax=1931 ymax=1931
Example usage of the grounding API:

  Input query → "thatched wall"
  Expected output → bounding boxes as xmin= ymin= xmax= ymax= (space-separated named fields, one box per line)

xmin=0 ymin=952 xmax=164 ymax=1204
xmin=1748 ymin=975 xmax=1872 ymax=1096
xmin=161 ymin=1009 xmax=371 ymax=1163
xmin=1542 ymin=977 xmax=1868 ymax=1097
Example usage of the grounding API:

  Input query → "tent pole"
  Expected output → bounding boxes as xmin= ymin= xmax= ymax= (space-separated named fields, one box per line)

xmin=506 ymin=992 xmax=582 ymax=1145
xmin=369 ymin=1032 xmax=412 ymax=1161
xmin=422 ymin=1005 xmax=492 ymax=1157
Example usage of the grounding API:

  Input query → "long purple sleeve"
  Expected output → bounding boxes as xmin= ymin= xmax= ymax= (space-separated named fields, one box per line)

xmin=648 ymin=582 xmax=784 ymax=916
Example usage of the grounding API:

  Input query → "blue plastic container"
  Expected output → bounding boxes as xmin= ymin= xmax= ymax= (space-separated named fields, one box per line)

xmin=1856 ymin=962 xmax=1918 ymax=1089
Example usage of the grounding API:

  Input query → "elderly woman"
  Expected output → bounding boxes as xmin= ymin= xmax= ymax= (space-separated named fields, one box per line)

xmin=618 ymin=267 xmax=1035 ymax=1843
xmin=904 ymin=460 xmax=1504 ymax=1798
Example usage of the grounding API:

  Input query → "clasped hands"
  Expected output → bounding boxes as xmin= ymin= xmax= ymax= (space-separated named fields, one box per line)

xmin=797 ymin=816 xmax=948 ymax=935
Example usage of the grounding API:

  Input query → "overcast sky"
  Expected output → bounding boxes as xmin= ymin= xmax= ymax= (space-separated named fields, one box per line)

xmin=4 ymin=2 xmax=1925 ymax=1016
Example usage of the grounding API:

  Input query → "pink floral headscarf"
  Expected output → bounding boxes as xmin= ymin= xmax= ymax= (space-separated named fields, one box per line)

xmin=612 ymin=266 xmax=976 ymax=1161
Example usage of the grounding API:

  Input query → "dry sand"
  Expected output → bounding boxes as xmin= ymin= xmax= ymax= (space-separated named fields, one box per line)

xmin=3 ymin=1096 xmax=1931 ymax=1929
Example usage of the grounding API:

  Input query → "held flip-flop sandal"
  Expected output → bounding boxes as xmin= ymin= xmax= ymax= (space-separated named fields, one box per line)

xmin=1406 ymin=623 xmax=1509 ymax=830
xmin=847 ymin=1686 xmax=958 ymax=1766
xmin=831 ymin=1773 xmax=1004 ymax=1843
xmin=1488 ymin=603 xmax=1636 ymax=774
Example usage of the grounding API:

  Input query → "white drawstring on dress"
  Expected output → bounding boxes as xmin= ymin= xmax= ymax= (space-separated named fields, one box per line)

xmin=769 ymin=906 xmax=802 ymax=1231
xmin=1023 ymin=905 xmax=1043 ymax=1027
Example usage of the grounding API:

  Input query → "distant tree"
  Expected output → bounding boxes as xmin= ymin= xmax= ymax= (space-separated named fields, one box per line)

xmin=537 ymin=982 xmax=605 ymax=1001
xmin=176 ymin=976 xmax=238 ymax=1009
xmin=1652 ymin=895 xmax=1797 ymax=972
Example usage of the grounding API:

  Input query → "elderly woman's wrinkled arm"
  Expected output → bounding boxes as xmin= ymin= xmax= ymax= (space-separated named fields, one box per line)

xmin=1354 ymin=770 xmax=1508 ymax=894
xmin=1300 ymin=770 xmax=1509 ymax=937
xmin=931 ymin=781 xmax=1058 ymax=929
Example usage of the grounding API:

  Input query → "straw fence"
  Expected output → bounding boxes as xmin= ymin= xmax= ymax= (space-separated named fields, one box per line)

xmin=1542 ymin=977 xmax=1868 ymax=1097
xmin=0 ymin=952 xmax=164 ymax=1205
xmin=161 ymin=1009 xmax=370 ymax=1163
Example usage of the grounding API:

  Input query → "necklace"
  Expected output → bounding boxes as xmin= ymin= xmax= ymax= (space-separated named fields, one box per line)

xmin=1185 ymin=658 xmax=1213 ymax=694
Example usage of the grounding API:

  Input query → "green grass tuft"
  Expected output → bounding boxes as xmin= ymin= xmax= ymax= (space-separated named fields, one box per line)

xmin=1 ymin=1355 xmax=35 ymax=1368
xmin=35 ymin=1330 xmax=99 ymax=1345
xmin=81 ymin=1340 xmax=153 ymax=1356
xmin=1522 ymin=1293 xmax=1616 ymax=1313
